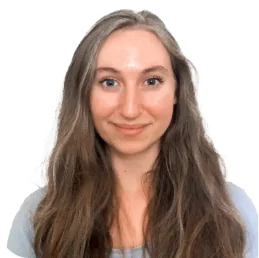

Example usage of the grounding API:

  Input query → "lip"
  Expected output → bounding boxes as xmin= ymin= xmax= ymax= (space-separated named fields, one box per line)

xmin=112 ymin=123 xmax=149 ymax=135
xmin=114 ymin=123 xmax=148 ymax=129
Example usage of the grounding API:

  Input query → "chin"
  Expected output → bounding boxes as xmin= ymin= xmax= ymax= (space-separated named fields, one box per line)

xmin=110 ymin=141 xmax=158 ymax=157
xmin=114 ymin=146 xmax=145 ymax=156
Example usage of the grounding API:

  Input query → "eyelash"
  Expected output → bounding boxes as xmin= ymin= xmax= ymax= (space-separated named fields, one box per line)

xmin=98 ymin=76 xmax=164 ymax=88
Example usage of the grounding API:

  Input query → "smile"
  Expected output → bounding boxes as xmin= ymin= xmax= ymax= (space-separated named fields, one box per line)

xmin=112 ymin=123 xmax=149 ymax=136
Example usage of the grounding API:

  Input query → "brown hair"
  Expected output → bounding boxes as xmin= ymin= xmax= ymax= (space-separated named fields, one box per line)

xmin=33 ymin=9 xmax=246 ymax=258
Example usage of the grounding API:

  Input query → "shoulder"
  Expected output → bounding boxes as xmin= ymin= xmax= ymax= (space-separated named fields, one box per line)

xmin=7 ymin=183 xmax=258 ymax=257
xmin=226 ymin=181 xmax=258 ymax=258
xmin=7 ymin=186 xmax=46 ymax=257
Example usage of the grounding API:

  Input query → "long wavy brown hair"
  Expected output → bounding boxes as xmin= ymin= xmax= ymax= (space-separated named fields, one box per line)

xmin=33 ymin=9 xmax=246 ymax=258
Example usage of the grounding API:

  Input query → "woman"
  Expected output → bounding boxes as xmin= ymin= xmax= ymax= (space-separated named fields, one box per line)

xmin=7 ymin=9 xmax=258 ymax=258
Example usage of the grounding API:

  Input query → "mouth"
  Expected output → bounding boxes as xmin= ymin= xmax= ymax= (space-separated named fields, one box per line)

xmin=112 ymin=123 xmax=149 ymax=135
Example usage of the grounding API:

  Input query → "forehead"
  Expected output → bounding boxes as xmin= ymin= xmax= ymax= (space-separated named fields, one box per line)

xmin=96 ymin=29 xmax=172 ymax=70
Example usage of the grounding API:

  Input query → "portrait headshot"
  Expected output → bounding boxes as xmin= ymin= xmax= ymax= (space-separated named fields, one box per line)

xmin=2 ymin=2 xmax=258 ymax=258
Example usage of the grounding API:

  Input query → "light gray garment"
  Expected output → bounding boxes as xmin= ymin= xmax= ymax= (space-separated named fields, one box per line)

xmin=7 ymin=182 xmax=258 ymax=258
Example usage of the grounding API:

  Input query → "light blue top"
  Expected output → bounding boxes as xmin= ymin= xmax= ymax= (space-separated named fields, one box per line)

xmin=7 ymin=182 xmax=258 ymax=257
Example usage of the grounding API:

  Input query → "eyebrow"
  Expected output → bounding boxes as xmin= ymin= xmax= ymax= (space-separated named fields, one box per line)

xmin=95 ymin=65 xmax=169 ymax=75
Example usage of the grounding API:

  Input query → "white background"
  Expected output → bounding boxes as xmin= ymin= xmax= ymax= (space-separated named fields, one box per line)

xmin=0 ymin=1 xmax=258 ymax=257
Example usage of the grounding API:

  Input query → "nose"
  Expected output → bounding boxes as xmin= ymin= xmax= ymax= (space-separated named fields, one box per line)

xmin=119 ymin=85 xmax=142 ymax=119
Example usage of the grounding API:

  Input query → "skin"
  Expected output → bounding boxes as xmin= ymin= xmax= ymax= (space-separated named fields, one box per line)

xmin=90 ymin=28 xmax=177 ymax=248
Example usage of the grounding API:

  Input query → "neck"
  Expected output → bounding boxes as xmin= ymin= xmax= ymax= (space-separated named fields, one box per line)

xmin=110 ymin=143 xmax=160 ymax=197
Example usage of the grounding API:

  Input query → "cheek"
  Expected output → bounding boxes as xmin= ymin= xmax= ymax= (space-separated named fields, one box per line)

xmin=90 ymin=90 xmax=117 ymax=119
xmin=145 ymin=90 xmax=174 ymax=122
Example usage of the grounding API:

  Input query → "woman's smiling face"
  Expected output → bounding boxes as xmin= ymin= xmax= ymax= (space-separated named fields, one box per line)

xmin=90 ymin=28 xmax=177 ymax=156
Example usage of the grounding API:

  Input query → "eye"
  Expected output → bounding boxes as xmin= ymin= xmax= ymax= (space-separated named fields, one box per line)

xmin=145 ymin=77 xmax=163 ymax=86
xmin=99 ymin=78 xmax=118 ymax=87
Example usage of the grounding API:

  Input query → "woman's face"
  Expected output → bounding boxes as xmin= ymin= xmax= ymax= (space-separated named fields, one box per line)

xmin=90 ymin=29 xmax=177 ymax=156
